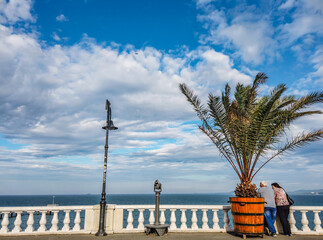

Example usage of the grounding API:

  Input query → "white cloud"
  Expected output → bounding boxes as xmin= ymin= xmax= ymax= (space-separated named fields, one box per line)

xmin=197 ymin=4 xmax=277 ymax=65
xmin=290 ymin=45 xmax=323 ymax=88
xmin=52 ymin=32 xmax=61 ymax=41
xmin=279 ymin=0 xmax=323 ymax=45
xmin=311 ymin=45 xmax=323 ymax=84
xmin=56 ymin=14 xmax=68 ymax=22
xmin=0 ymin=0 xmax=34 ymax=24
xmin=279 ymin=0 xmax=296 ymax=10
xmin=0 ymin=22 xmax=255 ymax=193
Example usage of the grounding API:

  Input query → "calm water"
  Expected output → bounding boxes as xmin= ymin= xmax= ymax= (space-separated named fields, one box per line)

xmin=1 ymin=194 xmax=322 ymax=207
xmin=0 ymin=194 xmax=322 ymax=231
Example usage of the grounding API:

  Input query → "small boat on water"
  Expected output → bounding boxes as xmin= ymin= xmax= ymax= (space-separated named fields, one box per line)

xmin=47 ymin=196 xmax=59 ymax=215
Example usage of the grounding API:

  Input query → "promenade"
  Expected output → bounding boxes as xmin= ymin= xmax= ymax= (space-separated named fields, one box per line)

xmin=1 ymin=233 xmax=323 ymax=240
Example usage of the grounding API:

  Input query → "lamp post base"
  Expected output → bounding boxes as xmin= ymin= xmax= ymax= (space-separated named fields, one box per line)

xmin=145 ymin=224 xmax=170 ymax=236
xmin=95 ymin=231 xmax=107 ymax=236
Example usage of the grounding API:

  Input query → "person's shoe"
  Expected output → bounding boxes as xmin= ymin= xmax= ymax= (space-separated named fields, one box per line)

xmin=265 ymin=227 xmax=270 ymax=236
xmin=272 ymin=234 xmax=277 ymax=237
xmin=288 ymin=234 xmax=292 ymax=237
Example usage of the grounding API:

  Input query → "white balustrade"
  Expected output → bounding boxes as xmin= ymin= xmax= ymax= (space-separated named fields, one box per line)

xmin=25 ymin=211 xmax=34 ymax=233
xmin=149 ymin=209 xmax=154 ymax=224
xmin=0 ymin=211 xmax=10 ymax=233
xmin=202 ymin=209 xmax=209 ymax=230
xmin=126 ymin=209 xmax=134 ymax=230
xmin=289 ymin=209 xmax=297 ymax=232
xmin=212 ymin=209 xmax=220 ymax=230
xmin=180 ymin=210 xmax=187 ymax=230
xmin=301 ymin=210 xmax=310 ymax=232
xmin=170 ymin=209 xmax=176 ymax=230
xmin=191 ymin=209 xmax=198 ymax=230
xmin=73 ymin=210 xmax=81 ymax=231
xmin=287 ymin=206 xmax=323 ymax=235
xmin=313 ymin=210 xmax=322 ymax=233
xmin=138 ymin=209 xmax=144 ymax=229
xmin=62 ymin=210 xmax=71 ymax=232
xmin=1 ymin=204 xmax=322 ymax=236
xmin=0 ymin=206 xmax=92 ymax=236
xmin=223 ymin=208 xmax=232 ymax=232
xmin=50 ymin=210 xmax=59 ymax=232
xmin=12 ymin=211 xmax=22 ymax=233
xmin=160 ymin=210 xmax=166 ymax=224
xmin=38 ymin=211 xmax=47 ymax=232
xmin=115 ymin=205 xmax=229 ymax=233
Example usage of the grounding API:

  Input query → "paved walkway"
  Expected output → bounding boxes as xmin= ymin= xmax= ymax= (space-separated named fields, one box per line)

xmin=1 ymin=233 xmax=323 ymax=240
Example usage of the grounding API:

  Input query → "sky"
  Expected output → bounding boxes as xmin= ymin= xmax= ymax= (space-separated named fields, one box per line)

xmin=0 ymin=0 xmax=322 ymax=195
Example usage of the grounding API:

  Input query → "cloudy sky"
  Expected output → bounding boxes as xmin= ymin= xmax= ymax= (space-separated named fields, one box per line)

xmin=0 ymin=0 xmax=322 ymax=195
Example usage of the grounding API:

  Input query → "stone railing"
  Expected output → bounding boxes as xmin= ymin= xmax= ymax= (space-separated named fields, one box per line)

xmin=113 ymin=205 xmax=232 ymax=233
xmin=288 ymin=206 xmax=323 ymax=235
xmin=0 ymin=205 xmax=322 ymax=236
xmin=0 ymin=205 xmax=95 ymax=235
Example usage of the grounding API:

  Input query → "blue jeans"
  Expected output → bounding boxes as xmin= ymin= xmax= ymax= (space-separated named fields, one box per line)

xmin=264 ymin=207 xmax=277 ymax=234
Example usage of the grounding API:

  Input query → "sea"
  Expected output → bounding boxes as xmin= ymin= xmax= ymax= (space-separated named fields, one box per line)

xmin=0 ymin=194 xmax=322 ymax=231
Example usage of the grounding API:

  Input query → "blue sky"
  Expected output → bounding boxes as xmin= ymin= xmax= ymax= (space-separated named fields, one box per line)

xmin=0 ymin=0 xmax=322 ymax=195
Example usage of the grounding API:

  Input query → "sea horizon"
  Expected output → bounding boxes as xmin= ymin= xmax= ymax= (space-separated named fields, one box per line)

xmin=1 ymin=193 xmax=322 ymax=208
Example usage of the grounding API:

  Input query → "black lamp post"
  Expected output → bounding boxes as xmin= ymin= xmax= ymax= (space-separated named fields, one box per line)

xmin=96 ymin=99 xmax=118 ymax=236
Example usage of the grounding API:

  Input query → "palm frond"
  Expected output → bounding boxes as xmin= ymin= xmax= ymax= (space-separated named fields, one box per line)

xmin=179 ymin=73 xmax=323 ymax=197
xmin=251 ymin=129 xmax=323 ymax=179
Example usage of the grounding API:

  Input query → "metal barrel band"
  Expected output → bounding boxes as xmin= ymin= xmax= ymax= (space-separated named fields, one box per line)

xmin=234 ymin=223 xmax=264 ymax=226
xmin=235 ymin=231 xmax=265 ymax=236
xmin=229 ymin=201 xmax=266 ymax=204
xmin=232 ymin=212 xmax=264 ymax=216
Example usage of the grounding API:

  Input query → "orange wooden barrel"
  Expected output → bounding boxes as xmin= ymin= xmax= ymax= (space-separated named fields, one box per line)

xmin=229 ymin=197 xmax=265 ymax=236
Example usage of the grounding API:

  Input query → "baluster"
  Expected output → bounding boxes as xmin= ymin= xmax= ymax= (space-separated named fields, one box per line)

xmin=25 ymin=211 xmax=34 ymax=233
xmin=126 ymin=209 xmax=134 ymax=230
xmin=138 ymin=209 xmax=144 ymax=230
xmin=0 ymin=212 xmax=10 ymax=233
xmin=38 ymin=211 xmax=47 ymax=232
xmin=49 ymin=210 xmax=59 ymax=232
xmin=300 ymin=210 xmax=310 ymax=232
xmin=223 ymin=209 xmax=232 ymax=231
xmin=180 ymin=209 xmax=187 ymax=230
xmin=149 ymin=209 xmax=154 ymax=224
xmin=191 ymin=209 xmax=198 ymax=230
xmin=73 ymin=210 xmax=81 ymax=231
xmin=289 ymin=209 xmax=297 ymax=232
xmin=160 ymin=209 xmax=166 ymax=224
xmin=170 ymin=209 xmax=176 ymax=230
xmin=62 ymin=210 xmax=71 ymax=231
xmin=202 ymin=209 xmax=209 ymax=230
xmin=212 ymin=209 xmax=220 ymax=230
xmin=313 ymin=210 xmax=322 ymax=232
xmin=12 ymin=211 xmax=22 ymax=233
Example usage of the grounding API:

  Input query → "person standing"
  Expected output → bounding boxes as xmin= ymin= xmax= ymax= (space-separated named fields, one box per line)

xmin=258 ymin=181 xmax=277 ymax=237
xmin=271 ymin=182 xmax=292 ymax=236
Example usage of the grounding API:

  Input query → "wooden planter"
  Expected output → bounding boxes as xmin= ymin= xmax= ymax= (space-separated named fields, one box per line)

xmin=229 ymin=197 xmax=265 ymax=239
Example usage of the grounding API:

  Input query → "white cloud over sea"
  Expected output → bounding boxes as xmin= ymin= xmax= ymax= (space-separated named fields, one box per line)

xmin=0 ymin=0 xmax=322 ymax=194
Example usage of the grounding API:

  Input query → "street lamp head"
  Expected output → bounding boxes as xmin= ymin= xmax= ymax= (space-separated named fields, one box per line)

xmin=102 ymin=120 xmax=118 ymax=130
xmin=108 ymin=120 xmax=118 ymax=130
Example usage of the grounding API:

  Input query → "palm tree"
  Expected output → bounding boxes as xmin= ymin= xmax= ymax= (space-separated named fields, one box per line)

xmin=180 ymin=73 xmax=323 ymax=197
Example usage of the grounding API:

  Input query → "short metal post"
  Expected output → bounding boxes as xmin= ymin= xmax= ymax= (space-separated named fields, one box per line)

xmin=155 ymin=191 xmax=160 ymax=225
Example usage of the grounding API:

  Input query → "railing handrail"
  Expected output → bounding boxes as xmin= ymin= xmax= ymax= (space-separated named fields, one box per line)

xmin=115 ymin=204 xmax=231 ymax=209
xmin=290 ymin=206 xmax=323 ymax=211
xmin=0 ymin=205 xmax=93 ymax=212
